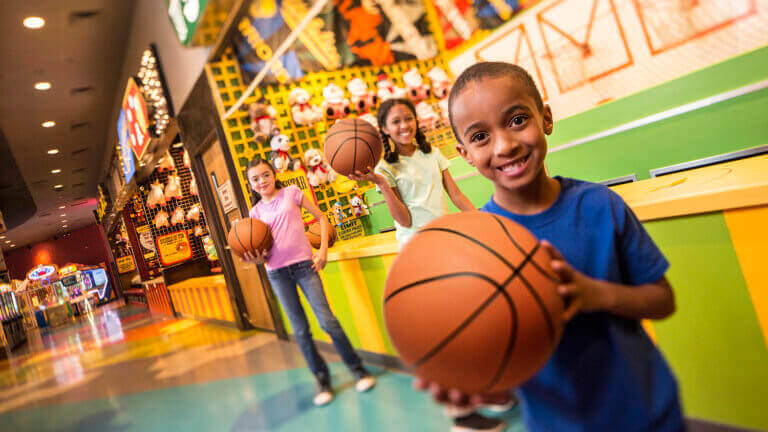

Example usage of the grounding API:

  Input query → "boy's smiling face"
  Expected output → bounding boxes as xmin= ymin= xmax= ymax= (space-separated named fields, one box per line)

xmin=453 ymin=76 xmax=553 ymax=196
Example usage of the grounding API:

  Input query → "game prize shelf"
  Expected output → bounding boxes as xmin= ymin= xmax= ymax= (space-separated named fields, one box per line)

xmin=291 ymin=154 xmax=768 ymax=416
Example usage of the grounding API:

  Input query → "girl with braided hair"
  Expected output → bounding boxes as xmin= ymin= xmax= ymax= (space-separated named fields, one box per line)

xmin=348 ymin=98 xmax=474 ymax=246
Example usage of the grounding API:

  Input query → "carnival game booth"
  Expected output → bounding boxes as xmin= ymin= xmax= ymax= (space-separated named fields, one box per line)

xmin=168 ymin=0 xmax=768 ymax=430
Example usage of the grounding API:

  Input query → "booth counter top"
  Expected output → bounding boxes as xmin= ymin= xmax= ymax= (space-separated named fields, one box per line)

xmin=324 ymin=154 xmax=768 ymax=263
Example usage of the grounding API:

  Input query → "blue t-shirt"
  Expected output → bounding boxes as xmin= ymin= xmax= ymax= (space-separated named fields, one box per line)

xmin=481 ymin=177 xmax=683 ymax=432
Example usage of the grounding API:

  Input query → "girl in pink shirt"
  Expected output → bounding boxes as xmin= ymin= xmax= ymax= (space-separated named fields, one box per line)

xmin=244 ymin=156 xmax=375 ymax=406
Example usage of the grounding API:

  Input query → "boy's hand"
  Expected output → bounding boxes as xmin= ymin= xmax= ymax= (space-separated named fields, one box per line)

xmin=541 ymin=241 xmax=612 ymax=321
xmin=348 ymin=168 xmax=385 ymax=186
xmin=412 ymin=377 xmax=501 ymax=407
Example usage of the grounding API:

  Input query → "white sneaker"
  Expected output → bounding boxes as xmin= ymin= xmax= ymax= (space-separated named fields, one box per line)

xmin=314 ymin=381 xmax=334 ymax=406
xmin=353 ymin=367 xmax=376 ymax=392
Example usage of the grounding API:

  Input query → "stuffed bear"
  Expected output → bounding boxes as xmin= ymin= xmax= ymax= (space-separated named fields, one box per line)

xmin=376 ymin=72 xmax=406 ymax=101
xmin=403 ymin=68 xmax=430 ymax=102
xmin=270 ymin=134 xmax=302 ymax=172
xmin=304 ymin=148 xmax=338 ymax=187
xmin=248 ymin=101 xmax=280 ymax=143
xmin=288 ymin=87 xmax=324 ymax=126
xmin=427 ymin=66 xmax=452 ymax=122
xmin=322 ymin=83 xmax=351 ymax=120
xmin=347 ymin=78 xmax=378 ymax=113
xmin=350 ymin=194 xmax=369 ymax=217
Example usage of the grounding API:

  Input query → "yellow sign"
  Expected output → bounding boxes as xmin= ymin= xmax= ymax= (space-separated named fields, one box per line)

xmin=156 ymin=231 xmax=192 ymax=266
xmin=116 ymin=255 xmax=136 ymax=273
xmin=277 ymin=170 xmax=317 ymax=224
xmin=337 ymin=218 xmax=365 ymax=241
xmin=59 ymin=265 xmax=78 ymax=276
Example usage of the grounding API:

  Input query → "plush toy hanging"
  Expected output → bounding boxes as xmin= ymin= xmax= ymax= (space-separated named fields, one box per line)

xmin=248 ymin=102 xmax=280 ymax=144
xmin=158 ymin=150 xmax=175 ymax=172
xmin=358 ymin=112 xmax=378 ymax=129
xmin=347 ymin=78 xmax=377 ymax=113
xmin=189 ymin=173 xmax=198 ymax=196
xmin=415 ymin=101 xmax=441 ymax=131
xmin=303 ymin=148 xmax=338 ymax=187
xmin=186 ymin=203 xmax=202 ymax=222
xmin=171 ymin=207 xmax=185 ymax=226
xmin=350 ymin=194 xmax=369 ymax=217
xmin=403 ymin=68 xmax=431 ymax=102
xmin=165 ymin=173 xmax=183 ymax=201
xmin=270 ymin=134 xmax=302 ymax=172
xmin=183 ymin=149 xmax=191 ymax=168
xmin=288 ymin=87 xmax=324 ymax=126
xmin=427 ymin=66 xmax=453 ymax=122
xmin=331 ymin=201 xmax=346 ymax=227
xmin=322 ymin=83 xmax=351 ymax=120
xmin=193 ymin=225 xmax=205 ymax=237
xmin=147 ymin=181 xmax=166 ymax=208
xmin=154 ymin=210 xmax=170 ymax=228
xmin=376 ymin=72 xmax=406 ymax=101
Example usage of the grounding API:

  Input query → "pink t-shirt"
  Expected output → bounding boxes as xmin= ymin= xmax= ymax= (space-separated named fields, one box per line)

xmin=249 ymin=185 xmax=313 ymax=270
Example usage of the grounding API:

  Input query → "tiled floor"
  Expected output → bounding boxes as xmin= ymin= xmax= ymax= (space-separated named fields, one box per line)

xmin=0 ymin=304 xmax=524 ymax=431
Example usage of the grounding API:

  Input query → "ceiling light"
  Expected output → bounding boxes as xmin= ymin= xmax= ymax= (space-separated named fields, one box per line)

xmin=0 ymin=236 xmax=4 ymax=239
xmin=23 ymin=17 xmax=45 ymax=29
xmin=34 ymin=82 xmax=52 ymax=91
xmin=10 ymin=244 xmax=15 ymax=248
xmin=54 ymin=184 xmax=63 ymax=189
xmin=51 ymin=169 xmax=61 ymax=174
xmin=60 ymin=214 xmax=66 ymax=217
xmin=42 ymin=121 xmax=56 ymax=128
xmin=4 ymin=241 xmax=9 ymax=244
xmin=62 ymin=225 xmax=68 ymax=228
xmin=59 ymin=205 xmax=66 ymax=209
xmin=47 ymin=148 xmax=59 ymax=155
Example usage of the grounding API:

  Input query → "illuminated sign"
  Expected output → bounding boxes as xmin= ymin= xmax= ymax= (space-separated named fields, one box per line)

xmin=156 ymin=231 xmax=192 ymax=266
xmin=27 ymin=265 xmax=56 ymax=281
xmin=121 ymin=78 xmax=150 ymax=160
xmin=116 ymin=255 xmax=136 ymax=273
xmin=59 ymin=265 xmax=78 ymax=276
xmin=117 ymin=109 xmax=137 ymax=184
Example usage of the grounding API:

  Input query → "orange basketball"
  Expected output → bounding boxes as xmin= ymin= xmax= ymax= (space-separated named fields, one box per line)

xmin=306 ymin=220 xmax=337 ymax=249
xmin=384 ymin=212 xmax=563 ymax=394
xmin=227 ymin=218 xmax=273 ymax=257
xmin=323 ymin=118 xmax=383 ymax=176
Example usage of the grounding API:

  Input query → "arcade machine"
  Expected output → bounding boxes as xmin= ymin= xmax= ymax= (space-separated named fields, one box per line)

xmin=0 ymin=281 xmax=26 ymax=355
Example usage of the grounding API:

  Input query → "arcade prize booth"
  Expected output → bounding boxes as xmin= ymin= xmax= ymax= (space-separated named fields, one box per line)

xmin=18 ymin=263 xmax=111 ymax=329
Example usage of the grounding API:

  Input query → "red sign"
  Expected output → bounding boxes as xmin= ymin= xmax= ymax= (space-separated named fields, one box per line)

xmin=121 ymin=78 xmax=150 ymax=160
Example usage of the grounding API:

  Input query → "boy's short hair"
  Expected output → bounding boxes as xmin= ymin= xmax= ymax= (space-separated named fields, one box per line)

xmin=448 ymin=62 xmax=544 ymax=143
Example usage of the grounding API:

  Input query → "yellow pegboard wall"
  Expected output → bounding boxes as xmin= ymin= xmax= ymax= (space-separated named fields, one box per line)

xmin=207 ymin=48 xmax=459 ymax=220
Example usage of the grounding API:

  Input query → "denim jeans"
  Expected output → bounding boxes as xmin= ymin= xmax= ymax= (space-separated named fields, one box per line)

xmin=267 ymin=260 xmax=362 ymax=381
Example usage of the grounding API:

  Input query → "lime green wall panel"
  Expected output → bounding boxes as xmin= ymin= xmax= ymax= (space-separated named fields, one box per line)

xmin=644 ymin=213 xmax=768 ymax=430
xmin=320 ymin=261 xmax=362 ymax=348
xmin=358 ymin=256 xmax=398 ymax=355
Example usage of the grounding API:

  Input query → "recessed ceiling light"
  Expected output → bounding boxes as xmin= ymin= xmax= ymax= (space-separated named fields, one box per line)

xmin=54 ymin=184 xmax=63 ymax=189
xmin=10 ymin=244 xmax=15 ymax=248
xmin=34 ymin=82 xmax=52 ymax=91
xmin=59 ymin=205 xmax=66 ymax=209
xmin=62 ymin=220 xmax=68 ymax=223
xmin=51 ymin=169 xmax=61 ymax=174
xmin=47 ymin=148 xmax=59 ymax=155
xmin=23 ymin=17 xmax=45 ymax=29
xmin=62 ymin=225 xmax=68 ymax=228
xmin=42 ymin=121 xmax=56 ymax=128
xmin=4 ymin=240 xmax=9 ymax=244
xmin=60 ymin=214 xmax=66 ymax=217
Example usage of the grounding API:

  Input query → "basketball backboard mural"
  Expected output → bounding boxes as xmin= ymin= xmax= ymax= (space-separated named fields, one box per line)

xmin=451 ymin=0 xmax=768 ymax=119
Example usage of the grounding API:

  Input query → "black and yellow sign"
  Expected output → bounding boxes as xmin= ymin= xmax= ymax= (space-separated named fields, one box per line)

xmin=277 ymin=170 xmax=317 ymax=224
xmin=156 ymin=231 xmax=192 ymax=266
xmin=116 ymin=255 xmax=136 ymax=273
xmin=337 ymin=218 xmax=364 ymax=241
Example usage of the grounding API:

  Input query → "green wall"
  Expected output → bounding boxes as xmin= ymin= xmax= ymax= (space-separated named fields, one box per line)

xmin=366 ymin=45 xmax=768 ymax=233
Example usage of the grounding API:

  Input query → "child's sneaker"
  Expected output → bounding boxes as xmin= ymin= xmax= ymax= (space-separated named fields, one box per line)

xmin=314 ymin=377 xmax=334 ymax=406
xmin=451 ymin=413 xmax=506 ymax=432
xmin=353 ymin=366 xmax=376 ymax=392
xmin=482 ymin=393 xmax=518 ymax=413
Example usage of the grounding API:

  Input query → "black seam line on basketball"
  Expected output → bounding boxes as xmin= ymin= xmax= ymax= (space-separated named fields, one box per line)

xmin=324 ymin=126 xmax=379 ymax=141
xmin=329 ymin=135 xmax=364 ymax=166
xmin=248 ymin=218 xmax=256 ymax=253
xmin=384 ymin=272 xmax=498 ymax=304
xmin=233 ymin=223 xmax=249 ymax=256
xmin=492 ymin=215 xmax=558 ymax=283
xmin=481 ymin=247 xmax=537 ymax=391
xmin=353 ymin=119 xmax=358 ymax=173
xmin=412 ymin=247 xmax=535 ymax=371
xmin=417 ymin=227 xmax=518 ymax=272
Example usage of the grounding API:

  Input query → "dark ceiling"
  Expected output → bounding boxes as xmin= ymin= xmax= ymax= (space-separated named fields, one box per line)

xmin=0 ymin=0 xmax=135 ymax=252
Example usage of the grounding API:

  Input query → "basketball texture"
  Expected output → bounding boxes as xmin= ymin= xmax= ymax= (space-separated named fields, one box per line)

xmin=306 ymin=220 xmax=336 ymax=249
xmin=384 ymin=212 xmax=563 ymax=394
xmin=323 ymin=118 xmax=383 ymax=176
xmin=227 ymin=218 xmax=273 ymax=257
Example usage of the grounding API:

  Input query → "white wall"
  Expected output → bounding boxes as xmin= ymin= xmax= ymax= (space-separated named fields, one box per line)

xmin=101 ymin=0 xmax=213 ymax=177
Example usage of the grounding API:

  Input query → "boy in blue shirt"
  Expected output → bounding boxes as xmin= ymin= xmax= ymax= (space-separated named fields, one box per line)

xmin=438 ymin=61 xmax=685 ymax=431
